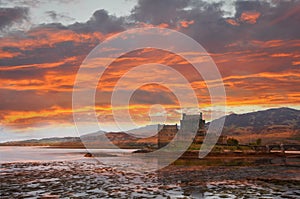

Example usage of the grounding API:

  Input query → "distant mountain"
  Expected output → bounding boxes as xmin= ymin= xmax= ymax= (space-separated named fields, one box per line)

xmin=0 ymin=137 xmax=84 ymax=148
xmin=218 ymin=107 xmax=300 ymax=144
xmin=85 ymin=107 xmax=300 ymax=146
xmin=81 ymin=130 xmax=157 ymax=149
xmin=1 ymin=107 xmax=299 ymax=147
xmin=127 ymin=124 xmax=161 ymax=137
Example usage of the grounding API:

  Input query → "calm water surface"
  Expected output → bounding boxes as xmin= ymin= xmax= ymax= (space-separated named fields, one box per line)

xmin=0 ymin=146 xmax=136 ymax=163
xmin=0 ymin=146 xmax=299 ymax=198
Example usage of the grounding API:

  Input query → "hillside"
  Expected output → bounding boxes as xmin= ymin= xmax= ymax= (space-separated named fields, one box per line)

xmin=0 ymin=137 xmax=85 ymax=148
xmin=81 ymin=131 xmax=157 ymax=149
xmin=220 ymin=107 xmax=300 ymax=144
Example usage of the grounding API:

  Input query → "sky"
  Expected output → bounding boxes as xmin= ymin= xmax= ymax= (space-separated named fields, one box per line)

xmin=0 ymin=0 xmax=300 ymax=141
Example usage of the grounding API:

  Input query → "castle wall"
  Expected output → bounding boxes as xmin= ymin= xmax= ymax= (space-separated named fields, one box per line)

xmin=157 ymin=124 xmax=178 ymax=148
xmin=157 ymin=113 xmax=227 ymax=148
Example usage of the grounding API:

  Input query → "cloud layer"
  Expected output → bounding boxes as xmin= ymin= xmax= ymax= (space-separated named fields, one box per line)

xmin=0 ymin=7 xmax=29 ymax=32
xmin=0 ymin=0 xmax=300 ymax=133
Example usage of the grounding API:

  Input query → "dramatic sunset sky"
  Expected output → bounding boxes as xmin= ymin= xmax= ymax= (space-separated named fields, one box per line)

xmin=0 ymin=0 xmax=300 ymax=141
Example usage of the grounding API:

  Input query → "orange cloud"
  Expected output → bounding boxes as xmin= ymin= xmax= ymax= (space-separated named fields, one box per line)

xmin=250 ymin=39 xmax=300 ymax=48
xmin=292 ymin=61 xmax=300 ymax=66
xmin=0 ymin=56 xmax=78 ymax=71
xmin=1 ymin=1 xmax=300 ymax=136
xmin=1 ymin=106 xmax=73 ymax=128
xmin=226 ymin=19 xmax=240 ymax=26
xmin=179 ymin=20 xmax=194 ymax=28
xmin=270 ymin=53 xmax=293 ymax=58
xmin=158 ymin=23 xmax=169 ymax=28
xmin=0 ymin=28 xmax=105 ymax=51
xmin=0 ymin=56 xmax=81 ymax=92
xmin=1 ymin=29 xmax=300 ymax=132
xmin=240 ymin=11 xmax=261 ymax=24
xmin=0 ymin=50 xmax=21 ymax=59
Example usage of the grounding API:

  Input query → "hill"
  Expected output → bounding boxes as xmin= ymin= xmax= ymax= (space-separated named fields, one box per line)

xmin=0 ymin=137 xmax=85 ymax=148
xmin=81 ymin=131 xmax=157 ymax=149
xmin=220 ymin=107 xmax=300 ymax=144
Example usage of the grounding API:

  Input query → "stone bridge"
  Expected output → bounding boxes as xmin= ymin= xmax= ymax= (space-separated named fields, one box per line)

xmin=249 ymin=144 xmax=300 ymax=153
xmin=266 ymin=144 xmax=300 ymax=153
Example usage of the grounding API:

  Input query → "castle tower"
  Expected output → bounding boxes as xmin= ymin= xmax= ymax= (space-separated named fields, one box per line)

xmin=180 ymin=113 xmax=205 ymax=135
xmin=157 ymin=113 xmax=206 ymax=148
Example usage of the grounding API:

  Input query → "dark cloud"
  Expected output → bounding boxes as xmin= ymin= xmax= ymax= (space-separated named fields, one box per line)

xmin=233 ymin=0 xmax=300 ymax=41
xmin=180 ymin=1 xmax=231 ymax=52
xmin=129 ymin=0 xmax=300 ymax=52
xmin=130 ymin=0 xmax=189 ymax=26
xmin=0 ymin=89 xmax=69 ymax=111
xmin=129 ymin=0 xmax=235 ymax=51
xmin=0 ymin=8 xmax=126 ymax=77
xmin=0 ymin=7 xmax=29 ymax=31
xmin=0 ymin=0 xmax=77 ymax=7
xmin=130 ymin=88 xmax=179 ymax=105
xmin=0 ymin=66 xmax=45 ymax=80
xmin=32 ymin=8 xmax=125 ymax=35
xmin=0 ymin=39 xmax=91 ymax=66
xmin=69 ymin=9 xmax=125 ymax=34
xmin=45 ymin=11 xmax=75 ymax=22
xmin=1 ymin=1 xmax=299 ymax=74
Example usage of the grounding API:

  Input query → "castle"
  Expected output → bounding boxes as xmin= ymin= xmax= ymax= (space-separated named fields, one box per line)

xmin=157 ymin=113 xmax=227 ymax=148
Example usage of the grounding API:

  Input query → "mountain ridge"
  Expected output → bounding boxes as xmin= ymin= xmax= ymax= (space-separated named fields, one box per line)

xmin=1 ymin=107 xmax=299 ymax=146
xmin=220 ymin=107 xmax=300 ymax=144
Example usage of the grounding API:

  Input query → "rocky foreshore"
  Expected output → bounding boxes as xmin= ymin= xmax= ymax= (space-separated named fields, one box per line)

xmin=1 ymin=159 xmax=300 ymax=199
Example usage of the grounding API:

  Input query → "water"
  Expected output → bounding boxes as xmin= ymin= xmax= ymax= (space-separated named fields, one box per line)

xmin=0 ymin=146 xmax=299 ymax=198
xmin=0 ymin=146 xmax=162 ymax=172
xmin=0 ymin=146 xmax=136 ymax=163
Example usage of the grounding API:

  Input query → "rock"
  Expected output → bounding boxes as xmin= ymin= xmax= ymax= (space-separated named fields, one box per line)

xmin=84 ymin=153 xmax=93 ymax=157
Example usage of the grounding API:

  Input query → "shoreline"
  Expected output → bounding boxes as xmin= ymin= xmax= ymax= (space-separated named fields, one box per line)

xmin=1 ymin=145 xmax=299 ymax=166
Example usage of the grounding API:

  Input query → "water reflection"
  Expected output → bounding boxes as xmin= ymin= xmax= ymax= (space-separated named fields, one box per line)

xmin=0 ymin=146 xmax=299 ymax=198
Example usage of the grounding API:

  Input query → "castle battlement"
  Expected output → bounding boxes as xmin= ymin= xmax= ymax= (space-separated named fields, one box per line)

xmin=157 ymin=113 xmax=206 ymax=148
